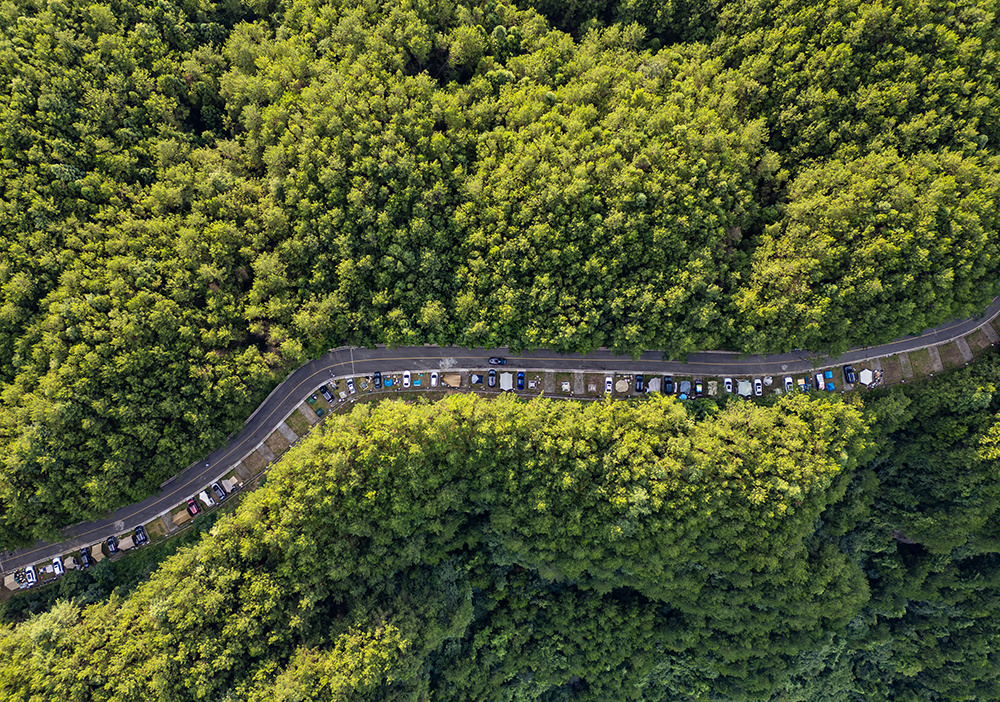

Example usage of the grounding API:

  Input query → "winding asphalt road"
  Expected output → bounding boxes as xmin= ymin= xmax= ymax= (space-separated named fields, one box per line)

xmin=3 ymin=297 xmax=999 ymax=573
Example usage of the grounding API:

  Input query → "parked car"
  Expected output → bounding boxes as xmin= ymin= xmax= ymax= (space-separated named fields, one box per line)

xmin=373 ymin=371 xmax=382 ymax=389
xmin=517 ymin=372 xmax=525 ymax=390
xmin=187 ymin=498 xmax=200 ymax=516
xmin=635 ymin=375 xmax=644 ymax=392
xmin=211 ymin=482 xmax=227 ymax=502
xmin=843 ymin=365 xmax=857 ymax=384
xmin=52 ymin=556 xmax=64 ymax=576
xmin=605 ymin=376 xmax=613 ymax=394
xmin=106 ymin=535 xmax=118 ymax=554
xmin=488 ymin=369 xmax=497 ymax=387
xmin=347 ymin=377 xmax=356 ymax=394
xmin=723 ymin=377 xmax=734 ymax=393
xmin=25 ymin=565 xmax=37 ymax=586
xmin=695 ymin=379 xmax=703 ymax=397
xmin=319 ymin=384 xmax=334 ymax=402
xmin=403 ymin=371 xmax=411 ymax=388
xmin=663 ymin=375 xmax=675 ymax=394
xmin=79 ymin=548 xmax=93 ymax=569
xmin=814 ymin=373 xmax=824 ymax=390
xmin=784 ymin=376 xmax=794 ymax=393
xmin=489 ymin=357 xmax=507 ymax=365
xmin=753 ymin=378 xmax=763 ymax=396
xmin=134 ymin=525 xmax=149 ymax=546
xmin=431 ymin=371 xmax=439 ymax=387
xmin=679 ymin=380 xmax=691 ymax=398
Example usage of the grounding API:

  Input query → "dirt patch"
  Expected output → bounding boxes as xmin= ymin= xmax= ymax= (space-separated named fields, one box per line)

xmin=242 ymin=450 xmax=267 ymax=477
xmin=908 ymin=348 xmax=932 ymax=377
xmin=265 ymin=431 xmax=290 ymax=457
xmin=584 ymin=373 xmax=607 ymax=396
xmin=937 ymin=341 xmax=965 ymax=370
xmin=146 ymin=519 xmax=168 ymax=541
xmin=991 ymin=317 xmax=1000 ymax=339
xmin=285 ymin=409 xmax=310 ymax=437
xmin=967 ymin=330 xmax=993 ymax=354
xmin=881 ymin=356 xmax=903 ymax=385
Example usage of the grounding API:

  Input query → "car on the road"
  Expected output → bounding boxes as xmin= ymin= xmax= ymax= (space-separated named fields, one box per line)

xmin=319 ymin=384 xmax=334 ymax=402
xmin=723 ymin=377 xmax=733 ymax=393
xmin=79 ymin=548 xmax=93 ymax=569
xmin=52 ymin=556 xmax=64 ymax=576
xmin=635 ymin=375 xmax=644 ymax=393
xmin=843 ymin=365 xmax=857 ymax=384
xmin=211 ymin=482 xmax=227 ymax=502
xmin=663 ymin=375 xmax=675 ymax=394
xmin=695 ymin=379 xmax=703 ymax=397
xmin=488 ymin=369 xmax=497 ymax=387
xmin=753 ymin=378 xmax=763 ymax=396
xmin=403 ymin=371 xmax=411 ymax=388
xmin=373 ymin=372 xmax=382 ymax=389
xmin=187 ymin=498 xmax=200 ymax=516
xmin=605 ymin=376 xmax=613 ymax=394
xmin=25 ymin=565 xmax=37 ymax=586
xmin=784 ymin=376 xmax=794 ymax=393
xmin=517 ymin=372 xmax=525 ymax=390
xmin=106 ymin=535 xmax=118 ymax=554
xmin=347 ymin=377 xmax=356 ymax=394
xmin=431 ymin=371 xmax=439 ymax=387
xmin=134 ymin=525 xmax=149 ymax=546
xmin=489 ymin=357 xmax=507 ymax=365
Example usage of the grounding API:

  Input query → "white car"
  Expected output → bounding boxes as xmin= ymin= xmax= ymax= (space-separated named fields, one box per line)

xmin=784 ymin=376 xmax=794 ymax=392
xmin=753 ymin=378 xmax=763 ymax=396
xmin=347 ymin=377 xmax=356 ymax=394
xmin=605 ymin=377 xmax=613 ymax=394
xmin=52 ymin=556 xmax=64 ymax=576
xmin=723 ymin=377 xmax=733 ymax=393
xmin=431 ymin=371 xmax=439 ymax=387
xmin=403 ymin=371 xmax=411 ymax=388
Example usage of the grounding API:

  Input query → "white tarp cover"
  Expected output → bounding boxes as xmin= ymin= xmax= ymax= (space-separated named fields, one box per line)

xmin=499 ymin=372 xmax=513 ymax=391
xmin=198 ymin=491 xmax=215 ymax=508
xmin=738 ymin=380 xmax=753 ymax=396
xmin=859 ymin=369 xmax=874 ymax=385
xmin=646 ymin=377 xmax=661 ymax=392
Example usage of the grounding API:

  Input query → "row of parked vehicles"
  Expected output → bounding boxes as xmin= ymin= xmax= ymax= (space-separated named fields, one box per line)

xmin=606 ymin=365 xmax=858 ymax=398
xmin=185 ymin=481 xmax=229 ymax=516
xmin=18 ymin=526 xmax=149 ymax=588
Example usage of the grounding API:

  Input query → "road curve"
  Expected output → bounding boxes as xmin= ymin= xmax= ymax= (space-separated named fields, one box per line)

xmin=3 ymin=297 xmax=1000 ymax=573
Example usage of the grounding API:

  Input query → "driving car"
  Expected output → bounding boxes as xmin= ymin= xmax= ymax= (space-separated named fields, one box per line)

xmin=79 ymin=548 xmax=93 ymax=569
xmin=403 ymin=371 xmax=411 ymax=388
xmin=347 ymin=377 xmax=356 ymax=394
xmin=843 ymin=365 xmax=857 ymax=384
xmin=319 ymin=384 xmax=334 ymax=402
xmin=723 ymin=377 xmax=733 ymax=393
xmin=106 ymin=535 xmax=118 ymax=554
xmin=211 ymin=482 xmax=227 ymax=502
xmin=635 ymin=375 xmax=644 ymax=392
xmin=52 ymin=556 xmax=64 ymax=576
xmin=663 ymin=375 xmax=675 ymax=394
xmin=694 ymin=379 xmax=703 ymax=397
xmin=134 ymin=525 xmax=149 ymax=545
xmin=25 ymin=565 xmax=37 ymax=586
xmin=753 ymin=378 xmax=763 ymax=396
xmin=489 ymin=357 xmax=507 ymax=365
xmin=373 ymin=371 xmax=382 ymax=389
xmin=187 ymin=497 xmax=200 ymax=516
xmin=605 ymin=376 xmax=613 ymax=394
xmin=517 ymin=372 xmax=525 ymax=390
xmin=431 ymin=371 xmax=439 ymax=387
xmin=488 ymin=369 xmax=497 ymax=387
xmin=784 ymin=376 xmax=794 ymax=393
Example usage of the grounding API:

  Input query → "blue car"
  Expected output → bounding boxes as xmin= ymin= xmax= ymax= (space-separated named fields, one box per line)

xmin=517 ymin=372 xmax=525 ymax=390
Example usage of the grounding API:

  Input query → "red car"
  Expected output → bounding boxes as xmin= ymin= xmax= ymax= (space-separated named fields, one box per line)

xmin=187 ymin=498 xmax=200 ymax=516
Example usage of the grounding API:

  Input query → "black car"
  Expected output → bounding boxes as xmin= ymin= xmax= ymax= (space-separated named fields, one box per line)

xmin=517 ymin=372 xmax=525 ymax=390
xmin=635 ymin=375 xmax=644 ymax=393
xmin=373 ymin=371 xmax=382 ymax=389
xmin=106 ymin=535 xmax=118 ymax=554
xmin=663 ymin=375 xmax=675 ymax=394
xmin=319 ymin=384 xmax=334 ymax=402
xmin=211 ymin=482 xmax=227 ymax=502
xmin=843 ymin=365 xmax=857 ymax=384
xmin=489 ymin=357 xmax=507 ymax=365
xmin=488 ymin=369 xmax=497 ymax=387
xmin=134 ymin=525 xmax=149 ymax=546
xmin=79 ymin=548 xmax=93 ymax=569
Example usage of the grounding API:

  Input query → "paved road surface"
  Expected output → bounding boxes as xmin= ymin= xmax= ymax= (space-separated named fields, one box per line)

xmin=3 ymin=297 xmax=999 ymax=573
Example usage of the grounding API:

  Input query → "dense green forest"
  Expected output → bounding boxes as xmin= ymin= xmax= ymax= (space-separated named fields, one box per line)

xmin=3 ymin=361 xmax=1000 ymax=701
xmin=2 ymin=0 xmax=999 ymax=541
